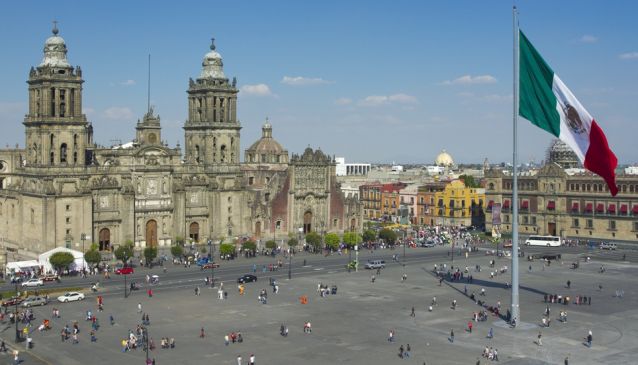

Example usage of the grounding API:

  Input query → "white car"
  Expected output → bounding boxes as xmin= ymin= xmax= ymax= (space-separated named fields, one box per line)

xmin=21 ymin=278 xmax=44 ymax=288
xmin=57 ymin=292 xmax=85 ymax=303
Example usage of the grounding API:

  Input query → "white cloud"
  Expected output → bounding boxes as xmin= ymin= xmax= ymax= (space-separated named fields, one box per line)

xmin=579 ymin=35 xmax=598 ymax=43
xmin=120 ymin=79 xmax=136 ymax=86
xmin=240 ymin=84 xmax=274 ymax=96
xmin=334 ymin=98 xmax=353 ymax=106
xmin=441 ymin=74 xmax=497 ymax=85
xmin=358 ymin=93 xmax=418 ymax=107
xmin=83 ymin=107 xmax=95 ymax=115
xmin=103 ymin=106 xmax=134 ymax=120
xmin=619 ymin=52 xmax=638 ymax=60
xmin=281 ymin=76 xmax=333 ymax=86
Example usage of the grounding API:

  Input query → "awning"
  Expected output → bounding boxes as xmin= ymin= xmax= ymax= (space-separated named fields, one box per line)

xmin=633 ymin=205 xmax=638 ymax=215
xmin=487 ymin=200 xmax=494 ymax=207
xmin=547 ymin=201 xmax=555 ymax=210
xmin=503 ymin=200 xmax=510 ymax=208
xmin=584 ymin=203 xmax=593 ymax=212
xmin=620 ymin=205 xmax=628 ymax=214
xmin=596 ymin=203 xmax=604 ymax=213
xmin=607 ymin=204 xmax=616 ymax=213
xmin=521 ymin=200 xmax=529 ymax=209
xmin=571 ymin=202 xmax=579 ymax=211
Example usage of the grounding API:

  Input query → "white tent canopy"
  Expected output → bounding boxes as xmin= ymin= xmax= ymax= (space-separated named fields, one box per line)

xmin=5 ymin=260 xmax=42 ymax=276
xmin=38 ymin=247 xmax=88 ymax=274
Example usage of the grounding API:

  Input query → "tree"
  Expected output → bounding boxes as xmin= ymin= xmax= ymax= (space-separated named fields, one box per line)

xmin=305 ymin=232 xmax=322 ymax=251
xmin=49 ymin=252 xmax=74 ymax=273
xmin=378 ymin=228 xmax=397 ymax=245
xmin=324 ymin=232 xmax=340 ymax=251
xmin=265 ymin=240 xmax=277 ymax=250
xmin=219 ymin=243 xmax=235 ymax=257
xmin=114 ymin=242 xmax=134 ymax=264
xmin=343 ymin=232 xmax=362 ymax=248
xmin=175 ymin=236 xmax=185 ymax=246
xmin=362 ymin=229 xmax=376 ymax=243
xmin=458 ymin=174 xmax=480 ymax=188
xmin=287 ymin=237 xmax=298 ymax=248
xmin=84 ymin=250 xmax=101 ymax=268
xmin=242 ymin=240 xmax=257 ymax=253
xmin=144 ymin=247 xmax=158 ymax=265
xmin=170 ymin=245 xmax=184 ymax=258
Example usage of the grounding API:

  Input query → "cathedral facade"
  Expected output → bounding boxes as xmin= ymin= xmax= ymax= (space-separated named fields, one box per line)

xmin=0 ymin=26 xmax=362 ymax=258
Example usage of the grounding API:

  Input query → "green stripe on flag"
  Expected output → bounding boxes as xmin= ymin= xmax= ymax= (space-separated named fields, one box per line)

xmin=519 ymin=31 xmax=561 ymax=137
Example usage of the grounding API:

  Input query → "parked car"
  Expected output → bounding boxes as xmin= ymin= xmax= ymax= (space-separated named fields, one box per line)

xmin=237 ymin=274 xmax=258 ymax=284
xmin=21 ymin=278 xmax=44 ymax=288
xmin=22 ymin=296 xmax=48 ymax=307
xmin=201 ymin=262 xmax=220 ymax=270
xmin=600 ymin=242 xmax=617 ymax=250
xmin=115 ymin=267 xmax=134 ymax=275
xmin=1 ymin=297 xmax=24 ymax=307
xmin=39 ymin=274 xmax=60 ymax=282
xmin=364 ymin=260 xmax=386 ymax=269
xmin=57 ymin=292 xmax=85 ymax=303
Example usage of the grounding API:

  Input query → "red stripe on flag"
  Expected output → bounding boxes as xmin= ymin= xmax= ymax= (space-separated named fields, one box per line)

xmin=584 ymin=120 xmax=618 ymax=196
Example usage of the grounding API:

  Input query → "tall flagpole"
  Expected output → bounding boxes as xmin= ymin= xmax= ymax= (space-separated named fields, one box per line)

xmin=511 ymin=5 xmax=521 ymax=325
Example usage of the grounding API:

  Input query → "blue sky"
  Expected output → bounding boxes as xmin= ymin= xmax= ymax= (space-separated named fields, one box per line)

xmin=1 ymin=0 xmax=636 ymax=164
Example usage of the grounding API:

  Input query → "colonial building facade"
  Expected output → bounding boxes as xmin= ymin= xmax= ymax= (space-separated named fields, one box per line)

xmin=0 ymin=26 xmax=362 ymax=258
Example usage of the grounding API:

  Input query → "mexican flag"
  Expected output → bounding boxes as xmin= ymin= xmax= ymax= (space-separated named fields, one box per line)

xmin=519 ymin=30 xmax=618 ymax=196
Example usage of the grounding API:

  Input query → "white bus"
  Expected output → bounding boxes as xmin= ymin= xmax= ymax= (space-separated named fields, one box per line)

xmin=525 ymin=235 xmax=562 ymax=247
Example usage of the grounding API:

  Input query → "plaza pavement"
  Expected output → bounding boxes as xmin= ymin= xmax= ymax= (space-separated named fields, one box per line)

xmin=2 ymin=247 xmax=638 ymax=365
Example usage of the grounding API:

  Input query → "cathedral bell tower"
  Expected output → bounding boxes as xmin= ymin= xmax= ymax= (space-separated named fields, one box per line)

xmin=23 ymin=22 xmax=93 ymax=167
xmin=183 ymin=38 xmax=240 ymax=167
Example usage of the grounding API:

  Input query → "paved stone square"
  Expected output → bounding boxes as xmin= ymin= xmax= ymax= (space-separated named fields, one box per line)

xmin=2 ymin=248 xmax=637 ymax=364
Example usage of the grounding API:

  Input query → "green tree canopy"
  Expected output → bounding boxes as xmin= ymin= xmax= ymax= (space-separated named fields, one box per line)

xmin=170 ymin=245 xmax=184 ymax=258
xmin=378 ymin=228 xmax=398 ymax=245
xmin=305 ymin=232 xmax=322 ymax=251
xmin=242 ymin=240 xmax=257 ymax=252
xmin=265 ymin=240 xmax=277 ymax=250
xmin=324 ymin=232 xmax=340 ymax=251
xmin=114 ymin=243 xmax=134 ymax=263
xmin=144 ymin=247 xmax=158 ymax=264
xmin=343 ymin=232 xmax=362 ymax=248
xmin=287 ymin=237 xmax=299 ymax=248
xmin=84 ymin=250 xmax=101 ymax=268
xmin=458 ymin=174 xmax=480 ymax=188
xmin=219 ymin=243 xmax=235 ymax=256
xmin=362 ymin=229 xmax=376 ymax=243
xmin=49 ymin=252 xmax=75 ymax=272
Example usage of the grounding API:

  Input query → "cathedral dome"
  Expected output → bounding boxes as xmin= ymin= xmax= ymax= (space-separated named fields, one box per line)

xmin=40 ymin=23 xmax=71 ymax=68
xmin=546 ymin=139 xmax=580 ymax=169
xmin=247 ymin=119 xmax=285 ymax=154
xmin=435 ymin=149 xmax=454 ymax=167
xmin=199 ymin=38 xmax=225 ymax=79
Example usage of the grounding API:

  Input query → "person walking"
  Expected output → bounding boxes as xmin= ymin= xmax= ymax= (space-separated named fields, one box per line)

xmin=450 ymin=329 xmax=454 ymax=343
xmin=200 ymin=327 xmax=205 ymax=338
xmin=138 ymin=303 xmax=142 ymax=313
xmin=586 ymin=330 xmax=593 ymax=348
xmin=405 ymin=344 xmax=411 ymax=358
xmin=566 ymin=280 xmax=571 ymax=289
xmin=488 ymin=327 xmax=493 ymax=339
xmin=468 ymin=321 xmax=473 ymax=333
xmin=410 ymin=307 xmax=415 ymax=317
xmin=249 ymin=354 xmax=255 ymax=365
xmin=537 ymin=331 xmax=543 ymax=346
xmin=237 ymin=354 xmax=242 ymax=365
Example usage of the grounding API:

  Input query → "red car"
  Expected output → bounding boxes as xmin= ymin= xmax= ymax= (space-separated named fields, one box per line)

xmin=115 ymin=267 xmax=134 ymax=275
xmin=201 ymin=262 xmax=220 ymax=270
xmin=2 ymin=297 xmax=24 ymax=307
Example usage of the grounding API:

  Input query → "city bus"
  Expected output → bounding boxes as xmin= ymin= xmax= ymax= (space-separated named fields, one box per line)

xmin=524 ymin=235 xmax=562 ymax=247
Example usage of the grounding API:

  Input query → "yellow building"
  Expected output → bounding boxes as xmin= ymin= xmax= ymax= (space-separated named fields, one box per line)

xmin=432 ymin=180 xmax=486 ymax=227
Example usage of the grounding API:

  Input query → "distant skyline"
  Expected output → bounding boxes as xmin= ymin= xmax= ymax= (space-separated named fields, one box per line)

xmin=1 ymin=1 xmax=636 ymax=164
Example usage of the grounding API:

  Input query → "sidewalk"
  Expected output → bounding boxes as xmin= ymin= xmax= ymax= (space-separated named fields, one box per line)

xmin=0 ymin=337 xmax=49 ymax=365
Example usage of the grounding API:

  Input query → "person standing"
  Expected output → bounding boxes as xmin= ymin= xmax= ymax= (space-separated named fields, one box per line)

xmin=405 ymin=344 xmax=411 ymax=358
xmin=410 ymin=307 xmax=415 ymax=317
xmin=138 ymin=303 xmax=142 ymax=313
xmin=468 ymin=321 xmax=473 ymax=333
xmin=450 ymin=329 xmax=454 ymax=343
xmin=586 ymin=330 xmax=593 ymax=348
xmin=537 ymin=331 xmax=543 ymax=346
xmin=237 ymin=354 xmax=242 ymax=365
xmin=249 ymin=354 xmax=255 ymax=365
xmin=488 ymin=327 xmax=493 ymax=339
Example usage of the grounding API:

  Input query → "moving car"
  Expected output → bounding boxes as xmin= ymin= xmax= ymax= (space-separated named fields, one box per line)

xmin=21 ymin=278 xmax=44 ymax=288
xmin=237 ymin=274 xmax=258 ymax=284
xmin=39 ymin=274 xmax=60 ymax=282
xmin=115 ymin=267 xmax=134 ymax=275
xmin=22 ymin=296 xmax=48 ymax=307
xmin=365 ymin=260 xmax=386 ymax=269
xmin=196 ymin=257 xmax=211 ymax=266
xmin=600 ymin=242 xmax=617 ymax=250
xmin=201 ymin=262 xmax=220 ymax=270
xmin=57 ymin=292 xmax=85 ymax=303
xmin=1 ymin=297 xmax=24 ymax=307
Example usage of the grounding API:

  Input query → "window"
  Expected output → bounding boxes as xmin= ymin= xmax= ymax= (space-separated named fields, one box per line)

xmin=264 ymin=193 xmax=270 ymax=202
xmin=633 ymin=222 xmax=638 ymax=231
xmin=531 ymin=216 xmax=536 ymax=225
xmin=333 ymin=218 xmax=338 ymax=227
xmin=586 ymin=219 xmax=593 ymax=229
xmin=248 ymin=177 xmax=254 ymax=185
xmin=276 ymin=220 xmax=281 ymax=230
xmin=66 ymin=204 xmax=71 ymax=211
xmin=572 ymin=218 xmax=579 ymax=228
xmin=504 ymin=215 xmax=510 ymax=223
xmin=30 ymin=209 xmax=35 ymax=225
xmin=523 ymin=216 xmax=529 ymax=224
xmin=66 ymin=229 xmax=71 ymax=235
xmin=608 ymin=220 xmax=616 ymax=230
xmin=65 ymin=217 xmax=70 ymax=224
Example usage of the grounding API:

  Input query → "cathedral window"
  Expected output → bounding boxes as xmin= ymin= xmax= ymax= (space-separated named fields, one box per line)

xmin=73 ymin=134 xmax=78 ymax=148
xmin=275 ymin=220 xmax=281 ymax=230
xmin=195 ymin=145 xmax=200 ymax=163
xmin=248 ymin=177 xmax=254 ymax=185
xmin=70 ymin=90 xmax=74 ymax=116
xmin=50 ymin=152 xmax=55 ymax=165
xmin=60 ymin=143 xmax=68 ymax=163
xmin=220 ymin=145 xmax=226 ymax=163
xmin=73 ymin=152 xmax=78 ymax=164
xmin=265 ymin=193 xmax=270 ymax=202
xmin=261 ymin=154 xmax=266 ymax=163
xmin=50 ymin=88 xmax=55 ymax=117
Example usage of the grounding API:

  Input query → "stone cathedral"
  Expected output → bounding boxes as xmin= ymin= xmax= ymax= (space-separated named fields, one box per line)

xmin=0 ymin=25 xmax=362 ymax=258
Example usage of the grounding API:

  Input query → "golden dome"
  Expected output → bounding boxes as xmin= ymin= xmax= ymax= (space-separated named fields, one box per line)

xmin=435 ymin=149 xmax=454 ymax=167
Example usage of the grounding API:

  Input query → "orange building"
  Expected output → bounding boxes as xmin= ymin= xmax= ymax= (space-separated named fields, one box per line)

xmin=360 ymin=183 xmax=382 ymax=220
xmin=417 ymin=182 xmax=446 ymax=226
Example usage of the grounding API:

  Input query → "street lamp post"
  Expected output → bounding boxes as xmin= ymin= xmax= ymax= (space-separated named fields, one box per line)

xmin=81 ymin=233 xmax=87 ymax=272
xmin=403 ymin=229 xmax=406 ymax=270
xmin=14 ymin=282 xmax=20 ymax=343
xmin=143 ymin=326 xmax=150 ymax=364
xmin=123 ymin=254 xmax=128 ymax=298
xmin=208 ymin=239 xmax=215 ymax=287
